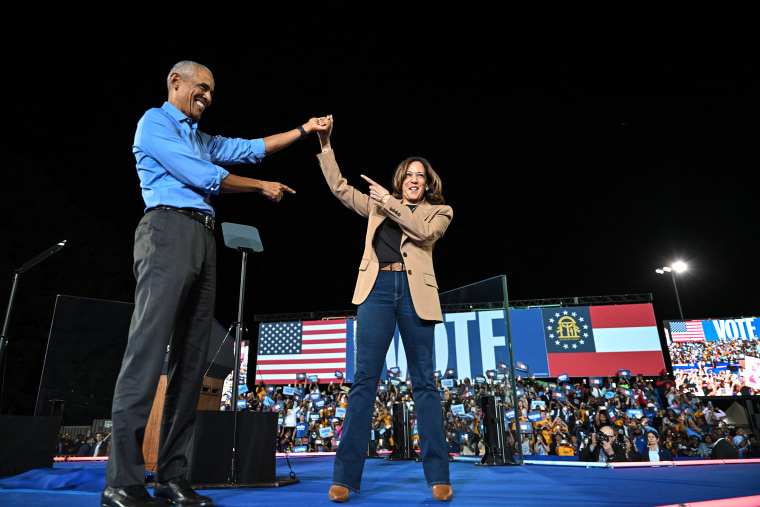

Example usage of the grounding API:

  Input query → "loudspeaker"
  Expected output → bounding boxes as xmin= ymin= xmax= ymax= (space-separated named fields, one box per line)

xmin=0 ymin=416 xmax=61 ymax=478
xmin=187 ymin=411 xmax=281 ymax=487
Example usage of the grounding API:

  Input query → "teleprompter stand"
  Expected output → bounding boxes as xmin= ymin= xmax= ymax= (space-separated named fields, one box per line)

xmin=475 ymin=275 xmax=521 ymax=467
xmin=386 ymin=402 xmax=419 ymax=461
xmin=1 ymin=240 xmax=66 ymax=387
xmin=476 ymin=395 xmax=516 ymax=466
xmin=0 ymin=241 xmax=66 ymax=476
xmin=187 ymin=223 xmax=298 ymax=489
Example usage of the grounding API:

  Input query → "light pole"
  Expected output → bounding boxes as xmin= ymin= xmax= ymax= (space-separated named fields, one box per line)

xmin=655 ymin=262 xmax=687 ymax=320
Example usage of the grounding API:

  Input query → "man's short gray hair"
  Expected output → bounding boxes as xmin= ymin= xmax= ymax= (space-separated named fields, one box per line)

xmin=167 ymin=61 xmax=212 ymax=90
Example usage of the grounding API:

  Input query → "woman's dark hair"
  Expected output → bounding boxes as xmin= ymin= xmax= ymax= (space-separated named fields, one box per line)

xmin=391 ymin=157 xmax=445 ymax=205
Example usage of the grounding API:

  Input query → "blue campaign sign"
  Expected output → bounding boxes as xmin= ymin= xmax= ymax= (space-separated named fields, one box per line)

xmin=527 ymin=411 xmax=542 ymax=422
xmin=704 ymin=317 xmax=759 ymax=341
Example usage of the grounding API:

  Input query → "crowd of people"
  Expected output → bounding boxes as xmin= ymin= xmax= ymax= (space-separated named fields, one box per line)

xmin=55 ymin=369 xmax=757 ymax=463
xmin=223 ymin=369 xmax=759 ymax=463
xmin=57 ymin=430 xmax=111 ymax=457
xmin=668 ymin=338 xmax=759 ymax=396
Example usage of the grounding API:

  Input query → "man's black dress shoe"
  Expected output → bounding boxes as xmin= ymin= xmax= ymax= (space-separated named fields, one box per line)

xmin=153 ymin=477 xmax=213 ymax=506
xmin=101 ymin=485 xmax=166 ymax=506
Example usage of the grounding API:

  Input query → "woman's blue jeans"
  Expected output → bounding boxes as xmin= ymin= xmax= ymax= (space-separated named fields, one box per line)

xmin=332 ymin=271 xmax=450 ymax=492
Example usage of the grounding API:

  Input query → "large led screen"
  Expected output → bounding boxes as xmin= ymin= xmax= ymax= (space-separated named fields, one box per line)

xmin=663 ymin=317 xmax=759 ymax=397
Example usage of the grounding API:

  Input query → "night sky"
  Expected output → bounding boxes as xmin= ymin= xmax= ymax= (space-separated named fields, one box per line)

xmin=2 ymin=19 xmax=757 ymax=415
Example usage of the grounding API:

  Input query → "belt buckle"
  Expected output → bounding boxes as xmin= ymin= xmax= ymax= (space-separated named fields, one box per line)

xmin=204 ymin=215 xmax=214 ymax=231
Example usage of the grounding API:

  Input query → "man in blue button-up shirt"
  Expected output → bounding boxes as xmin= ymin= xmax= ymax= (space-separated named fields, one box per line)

xmin=103 ymin=61 xmax=328 ymax=507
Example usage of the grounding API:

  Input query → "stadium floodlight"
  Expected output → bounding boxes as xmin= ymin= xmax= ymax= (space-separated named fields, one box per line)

xmin=655 ymin=263 xmax=685 ymax=320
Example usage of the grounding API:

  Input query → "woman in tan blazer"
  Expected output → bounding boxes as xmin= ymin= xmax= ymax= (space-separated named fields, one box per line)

xmin=316 ymin=116 xmax=453 ymax=503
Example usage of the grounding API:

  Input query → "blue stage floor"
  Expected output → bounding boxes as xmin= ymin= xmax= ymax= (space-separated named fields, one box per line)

xmin=1 ymin=455 xmax=760 ymax=506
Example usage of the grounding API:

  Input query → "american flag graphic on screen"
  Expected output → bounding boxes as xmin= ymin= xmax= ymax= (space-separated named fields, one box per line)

xmin=669 ymin=320 xmax=706 ymax=342
xmin=255 ymin=320 xmax=347 ymax=385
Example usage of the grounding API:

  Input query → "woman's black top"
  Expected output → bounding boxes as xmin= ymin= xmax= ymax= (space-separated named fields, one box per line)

xmin=373 ymin=204 xmax=418 ymax=268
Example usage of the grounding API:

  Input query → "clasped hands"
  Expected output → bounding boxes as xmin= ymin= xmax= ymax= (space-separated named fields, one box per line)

xmin=264 ymin=114 xmax=390 ymax=206
xmin=259 ymin=116 xmax=332 ymax=202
